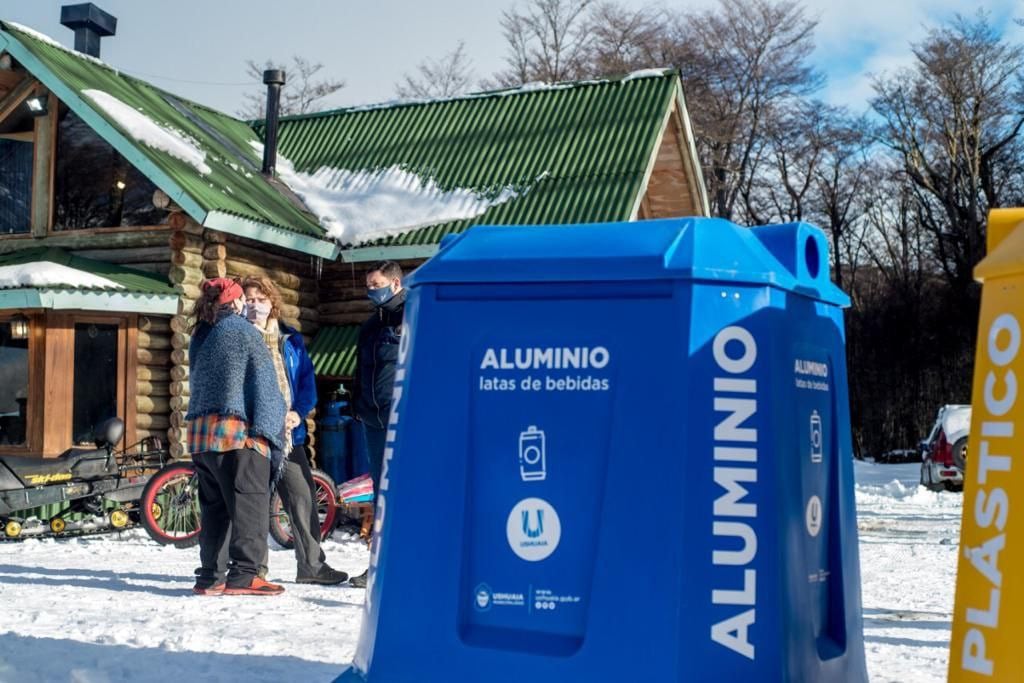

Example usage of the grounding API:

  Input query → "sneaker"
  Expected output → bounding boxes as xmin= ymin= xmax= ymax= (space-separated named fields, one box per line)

xmin=223 ymin=577 xmax=285 ymax=596
xmin=192 ymin=582 xmax=226 ymax=596
xmin=348 ymin=569 xmax=368 ymax=588
xmin=296 ymin=565 xmax=349 ymax=585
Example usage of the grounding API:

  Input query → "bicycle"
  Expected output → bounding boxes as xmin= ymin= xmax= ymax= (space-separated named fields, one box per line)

xmin=139 ymin=459 xmax=338 ymax=549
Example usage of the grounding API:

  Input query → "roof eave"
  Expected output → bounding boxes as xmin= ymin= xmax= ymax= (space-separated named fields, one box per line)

xmin=0 ymin=288 xmax=180 ymax=314
xmin=338 ymin=244 xmax=439 ymax=263
xmin=203 ymin=210 xmax=339 ymax=260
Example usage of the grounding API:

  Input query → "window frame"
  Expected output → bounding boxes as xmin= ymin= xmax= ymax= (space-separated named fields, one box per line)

xmin=0 ymin=89 xmax=171 ymax=240
xmin=0 ymin=310 xmax=138 ymax=458
xmin=0 ymin=311 xmax=43 ymax=455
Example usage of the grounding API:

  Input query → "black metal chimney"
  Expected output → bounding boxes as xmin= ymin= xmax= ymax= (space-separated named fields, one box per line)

xmin=261 ymin=69 xmax=285 ymax=176
xmin=60 ymin=3 xmax=117 ymax=58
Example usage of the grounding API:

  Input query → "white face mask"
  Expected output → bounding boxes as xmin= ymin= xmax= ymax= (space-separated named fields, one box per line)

xmin=246 ymin=301 xmax=273 ymax=325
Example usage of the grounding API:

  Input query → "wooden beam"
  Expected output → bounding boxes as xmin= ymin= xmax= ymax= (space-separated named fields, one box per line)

xmin=30 ymin=92 xmax=56 ymax=238
xmin=0 ymin=77 xmax=38 ymax=124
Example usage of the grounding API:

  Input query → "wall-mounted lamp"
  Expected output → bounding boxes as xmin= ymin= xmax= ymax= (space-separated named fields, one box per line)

xmin=25 ymin=96 xmax=47 ymax=117
xmin=114 ymin=180 xmax=126 ymax=190
xmin=9 ymin=314 xmax=29 ymax=340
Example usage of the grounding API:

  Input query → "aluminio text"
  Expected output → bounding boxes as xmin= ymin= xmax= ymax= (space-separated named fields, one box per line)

xmin=711 ymin=325 xmax=759 ymax=661
xmin=480 ymin=346 xmax=611 ymax=371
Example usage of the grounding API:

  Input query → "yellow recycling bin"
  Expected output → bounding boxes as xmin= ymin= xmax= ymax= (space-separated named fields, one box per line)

xmin=949 ymin=208 xmax=1024 ymax=680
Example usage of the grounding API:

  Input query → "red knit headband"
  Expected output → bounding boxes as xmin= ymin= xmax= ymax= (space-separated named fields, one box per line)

xmin=203 ymin=278 xmax=243 ymax=305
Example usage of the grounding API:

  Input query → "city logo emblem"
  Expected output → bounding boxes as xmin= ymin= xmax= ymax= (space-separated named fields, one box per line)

xmin=522 ymin=508 xmax=544 ymax=538
xmin=474 ymin=583 xmax=492 ymax=611
xmin=507 ymin=497 xmax=561 ymax=562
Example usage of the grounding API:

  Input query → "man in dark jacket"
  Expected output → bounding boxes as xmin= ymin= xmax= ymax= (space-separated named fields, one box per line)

xmin=350 ymin=260 xmax=405 ymax=588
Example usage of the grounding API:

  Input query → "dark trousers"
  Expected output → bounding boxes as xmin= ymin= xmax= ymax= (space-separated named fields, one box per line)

xmin=273 ymin=445 xmax=327 ymax=578
xmin=193 ymin=448 xmax=270 ymax=588
xmin=364 ymin=423 xmax=387 ymax=497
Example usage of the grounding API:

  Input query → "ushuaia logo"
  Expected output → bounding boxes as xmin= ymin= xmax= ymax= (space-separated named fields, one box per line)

xmin=522 ymin=509 xmax=544 ymax=538
xmin=507 ymin=497 xmax=561 ymax=562
xmin=710 ymin=325 xmax=759 ymax=661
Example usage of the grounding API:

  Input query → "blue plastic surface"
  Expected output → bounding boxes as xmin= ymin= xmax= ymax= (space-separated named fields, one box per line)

xmin=337 ymin=217 xmax=867 ymax=682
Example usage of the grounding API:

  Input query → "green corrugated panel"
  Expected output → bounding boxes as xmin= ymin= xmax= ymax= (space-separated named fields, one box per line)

xmin=2 ymin=21 xmax=679 ymax=253
xmin=0 ymin=22 xmax=326 ymax=241
xmin=273 ymin=74 xmax=679 ymax=247
xmin=0 ymin=247 xmax=177 ymax=295
xmin=308 ymin=324 xmax=360 ymax=377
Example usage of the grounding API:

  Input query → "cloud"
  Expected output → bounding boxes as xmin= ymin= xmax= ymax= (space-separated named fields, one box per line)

xmin=800 ymin=0 xmax=1020 ymax=110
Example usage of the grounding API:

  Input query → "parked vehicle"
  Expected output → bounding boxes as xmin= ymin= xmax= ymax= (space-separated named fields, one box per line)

xmin=920 ymin=404 xmax=970 ymax=491
xmin=140 ymin=460 xmax=339 ymax=549
xmin=0 ymin=418 xmax=169 ymax=539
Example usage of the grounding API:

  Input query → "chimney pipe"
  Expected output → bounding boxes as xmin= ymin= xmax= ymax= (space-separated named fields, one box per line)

xmin=261 ymin=69 xmax=286 ymax=177
xmin=60 ymin=3 xmax=117 ymax=58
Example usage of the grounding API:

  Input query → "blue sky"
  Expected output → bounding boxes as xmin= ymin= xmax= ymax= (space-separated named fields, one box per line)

xmin=2 ymin=1 xmax=1020 ymax=118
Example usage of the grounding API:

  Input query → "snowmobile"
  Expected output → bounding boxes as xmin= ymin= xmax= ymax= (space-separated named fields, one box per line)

xmin=0 ymin=418 xmax=170 ymax=540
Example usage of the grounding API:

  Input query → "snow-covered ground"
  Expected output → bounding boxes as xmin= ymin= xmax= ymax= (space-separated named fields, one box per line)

xmin=0 ymin=462 xmax=960 ymax=683
xmin=856 ymin=461 xmax=961 ymax=683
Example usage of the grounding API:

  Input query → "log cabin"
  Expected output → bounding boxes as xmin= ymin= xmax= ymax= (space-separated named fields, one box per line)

xmin=0 ymin=8 xmax=709 ymax=478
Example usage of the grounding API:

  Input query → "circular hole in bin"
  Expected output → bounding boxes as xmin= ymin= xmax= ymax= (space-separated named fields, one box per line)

xmin=804 ymin=235 xmax=821 ymax=279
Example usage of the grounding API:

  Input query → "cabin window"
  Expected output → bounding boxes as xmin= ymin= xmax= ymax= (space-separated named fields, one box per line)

xmin=0 ymin=318 xmax=30 ymax=446
xmin=0 ymin=103 xmax=35 ymax=235
xmin=71 ymin=322 xmax=119 ymax=445
xmin=53 ymin=108 xmax=164 ymax=231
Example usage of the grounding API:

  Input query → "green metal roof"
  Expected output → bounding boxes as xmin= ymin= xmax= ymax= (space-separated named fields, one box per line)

xmin=271 ymin=73 xmax=681 ymax=248
xmin=0 ymin=22 xmax=336 ymax=258
xmin=0 ymin=247 xmax=176 ymax=294
xmin=308 ymin=324 xmax=360 ymax=377
xmin=0 ymin=247 xmax=179 ymax=314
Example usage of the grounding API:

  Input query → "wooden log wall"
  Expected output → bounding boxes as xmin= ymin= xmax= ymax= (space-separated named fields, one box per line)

xmin=166 ymin=212 xmax=206 ymax=459
xmin=318 ymin=258 xmax=424 ymax=328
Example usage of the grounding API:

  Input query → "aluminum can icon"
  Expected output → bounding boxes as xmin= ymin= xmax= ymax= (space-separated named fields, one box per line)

xmin=810 ymin=410 xmax=823 ymax=463
xmin=518 ymin=426 xmax=547 ymax=481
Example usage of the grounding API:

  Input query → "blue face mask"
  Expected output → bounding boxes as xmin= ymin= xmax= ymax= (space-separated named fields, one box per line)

xmin=367 ymin=285 xmax=395 ymax=307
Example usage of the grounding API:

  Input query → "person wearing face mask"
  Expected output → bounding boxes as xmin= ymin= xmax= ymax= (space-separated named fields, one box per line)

xmin=349 ymin=260 xmax=405 ymax=588
xmin=186 ymin=277 xmax=287 ymax=596
xmin=241 ymin=276 xmax=348 ymax=586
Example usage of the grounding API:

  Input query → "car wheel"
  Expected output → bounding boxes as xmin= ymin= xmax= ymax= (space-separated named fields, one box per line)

xmin=952 ymin=437 xmax=968 ymax=471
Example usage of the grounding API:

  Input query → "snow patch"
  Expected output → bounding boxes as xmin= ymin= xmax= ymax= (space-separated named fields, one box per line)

xmin=253 ymin=142 xmax=524 ymax=244
xmin=5 ymin=22 xmax=111 ymax=69
xmin=0 ymin=262 xmax=124 ymax=290
xmin=622 ymin=67 xmax=672 ymax=81
xmin=83 ymin=90 xmax=212 ymax=175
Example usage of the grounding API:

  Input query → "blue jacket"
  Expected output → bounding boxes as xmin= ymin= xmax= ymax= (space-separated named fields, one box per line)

xmin=278 ymin=321 xmax=317 ymax=446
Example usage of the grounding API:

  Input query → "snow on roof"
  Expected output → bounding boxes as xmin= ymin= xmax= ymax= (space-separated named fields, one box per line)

xmin=5 ymin=21 xmax=110 ymax=69
xmin=622 ymin=67 xmax=672 ymax=82
xmin=0 ymin=262 xmax=124 ymax=290
xmin=253 ymin=142 xmax=522 ymax=244
xmin=83 ymin=89 xmax=212 ymax=175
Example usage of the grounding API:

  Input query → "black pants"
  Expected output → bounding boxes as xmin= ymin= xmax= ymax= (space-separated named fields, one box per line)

xmin=271 ymin=445 xmax=327 ymax=578
xmin=364 ymin=423 xmax=387 ymax=497
xmin=193 ymin=448 xmax=270 ymax=588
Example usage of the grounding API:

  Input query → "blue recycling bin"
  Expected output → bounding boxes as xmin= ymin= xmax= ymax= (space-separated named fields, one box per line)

xmin=338 ymin=217 xmax=867 ymax=682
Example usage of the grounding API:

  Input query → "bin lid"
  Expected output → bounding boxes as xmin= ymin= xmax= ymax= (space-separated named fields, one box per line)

xmin=409 ymin=217 xmax=849 ymax=306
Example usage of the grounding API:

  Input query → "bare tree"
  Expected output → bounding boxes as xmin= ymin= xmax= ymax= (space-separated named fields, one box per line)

xmin=667 ymin=0 xmax=823 ymax=222
xmin=395 ymin=42 xmax=475 ymax=99
xmin=871 ymin=12 xmax=1024 ymax=294
xmin=585 ymin=2 xmax=668 ymax=76
xmin=493 ymin=0 xmax=595 ymax=86
xmin=239 ymin=56 xmax=345 ymax=119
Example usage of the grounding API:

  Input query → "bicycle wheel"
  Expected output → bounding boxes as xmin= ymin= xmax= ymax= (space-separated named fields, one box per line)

xmin=140 ymin=462 xmax=201 ymax=549
xmin=269 ymin=469 xmax=338 ymax=548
